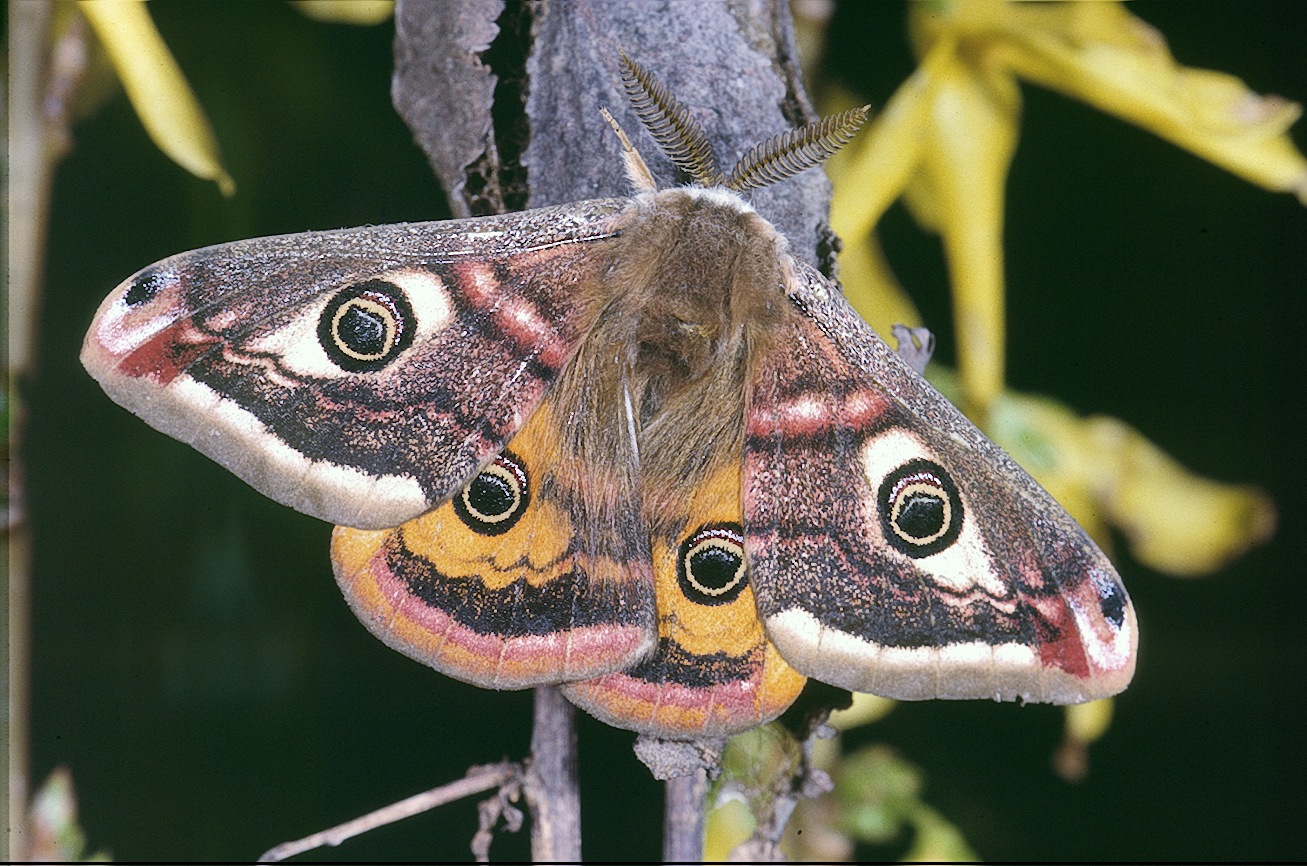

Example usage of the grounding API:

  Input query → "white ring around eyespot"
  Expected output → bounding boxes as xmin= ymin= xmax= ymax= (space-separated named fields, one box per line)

xmin=247 ymin=268 xmax=453 ymax=379
xmin=887 ymin=476 xmax=953 ymax=545
xmin=683 ymin=535 xmax=746 ymax=598
xmin=859 ymin=429 xmax=1004 ymax=597
xmin=460 ymin=462 xmax=524 ymax=524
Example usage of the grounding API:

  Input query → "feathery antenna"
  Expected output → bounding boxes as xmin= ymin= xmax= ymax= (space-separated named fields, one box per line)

xmin=725 ymin=106 xmax=870 ymax=191
xmin=616 ymin=53 xmax=869 ymax=192
xmin=618 ymin=53 xmax=722 ymax=187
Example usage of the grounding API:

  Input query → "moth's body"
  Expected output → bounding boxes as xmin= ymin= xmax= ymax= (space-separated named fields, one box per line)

xmin=569 ymin=188 xmax=784 ymax=530
xmin=82 ymin=58 xmax=1137 ymax=739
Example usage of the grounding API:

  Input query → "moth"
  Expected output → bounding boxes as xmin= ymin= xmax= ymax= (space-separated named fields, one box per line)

xmin=82 ymin=56 xmax=1136 ymax=739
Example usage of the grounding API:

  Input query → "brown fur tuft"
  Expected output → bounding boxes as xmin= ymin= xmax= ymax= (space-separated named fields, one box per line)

xmin=551 ymin=190 xmax=792 ymax=530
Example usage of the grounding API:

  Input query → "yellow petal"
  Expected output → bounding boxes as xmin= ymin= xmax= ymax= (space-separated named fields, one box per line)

xmin=998 ymin=5 xmax=1307 ymax=202
xmin=703 ymin=796 xmax=756 ymax=862
xmin=289 ymin=0 xmax=395 ymax=26
xmin=1065 ymin=696 xmax=1115 ymax=744
xmin=910 ymin=0 xmax=1011 ymax=43
xmin=828 ymin=41 xmax=954 ymax=245
xmin=78 ymin=0 xmax=234 ymax=196
xmin=993 ymin=400 xmax=1110 ymax=544
xmin=915 ymin=49 xmax=1021 ymax=416
xmin=832 ymin=230 xmax=924 ymax=339
xmin=824 ymin=78 xmax=933 ymax=338
xmin=828 ymin=692 xmax=897 ymax=731
xmin=903 ymin=804 xmax=981 ymax=863
xmin=1053 ymin=698 xmax=1115 ymax=782
xmin=1082 ymin=416 xmax=1277 ymax=576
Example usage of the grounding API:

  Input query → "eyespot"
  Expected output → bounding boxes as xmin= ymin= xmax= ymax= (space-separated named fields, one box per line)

xmin=878 ymin=459 xmax=963 ymax=558
xmin=123 ymin=271 xmax=167 ymax=307
xmin=677 ymin=523 xmax=748 ymax=606
xmin=317 ymin=279 xmax=416 ymax=372
xmin=1094 ymin=569 xmax=1128 ymax=629
xmin=453 ymin=451 xmax=529 ymax=535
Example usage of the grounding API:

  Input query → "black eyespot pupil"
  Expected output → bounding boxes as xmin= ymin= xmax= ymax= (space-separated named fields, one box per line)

xmin=688 ymin=545 xmax=738 ymax=592
xmin=452 ymin=452 xmax=528 ymax=536
xmin=317 ymin=279 xmax=415 ymax=372
xmin=124 ymin=273 xmax=165 ymax=306
xmin=467 ymin=472 xmax=514 ymax=518
xmin=338 ymin=305 xmax=386 ymax=355
xmin=897 ymin=492 xmax=945 ymax=539
xmin=676 ymin=524 xmax=748 ymax=606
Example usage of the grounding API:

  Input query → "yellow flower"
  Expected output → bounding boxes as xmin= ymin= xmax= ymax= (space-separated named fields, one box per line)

xmin=828 ymin=0 xmax=1306 ymax=416
xmin=77 ymin=0 xmax=234 ymax=195
xmin=75 ymin=0 xmax=394 ymax=196
xmin=821 ymin=0 xmax=1285 ymax=576
xmin=289 ymin=0 xmax=395 ymax=26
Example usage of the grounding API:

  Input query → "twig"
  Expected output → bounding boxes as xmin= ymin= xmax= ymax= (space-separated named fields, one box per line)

xmin=663 ymin=771 xmax=709 ymax=863
xmin=471 ymin=781 xmax=524 ymax=863
xmin=633 ymin=737 xmax=724 ymax=864
xmin=524 ymin=686 xmax=582 ymax=862
xmin=728 ymin=715 xmax=837 ymax=862
xmin=8 ymin=0 xmax=63 ymax=857
xmin=257 ymin=761 xmax=521 ymax=863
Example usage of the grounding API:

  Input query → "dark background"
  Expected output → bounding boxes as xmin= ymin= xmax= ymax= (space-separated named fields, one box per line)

xmin=24 ymin=1 xmax=1306 ymax=860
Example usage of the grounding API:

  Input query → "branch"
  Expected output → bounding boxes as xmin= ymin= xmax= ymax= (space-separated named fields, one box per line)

xmin=664 ymin=772 xmax=710 ymax=863
xmin=634 ymin=737 xmax=725 ymax=863
xmin=524 ymin=686 xmax=582 ymax=862
xmin=257 ymin=761 xmax=521 ymax=863
xmin=393 ymin=0 xmax=836 ymax=268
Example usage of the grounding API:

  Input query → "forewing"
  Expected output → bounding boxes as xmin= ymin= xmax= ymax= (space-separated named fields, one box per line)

xmin=81 ymin=200 xmax=627 ymax=528
xmin=745 ymin=268 xmax=1137 ymax=704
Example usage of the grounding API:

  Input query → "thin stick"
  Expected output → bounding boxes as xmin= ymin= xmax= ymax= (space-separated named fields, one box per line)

xmin=663 ymin=769 xmax=708 ymax=863
xmin=8 ymin=0 xmax=59 ymax=857
xmin=524 ymin=685 xmax=582 ymax=862
xmin=257 ymin=761 xmax=520 ymax=863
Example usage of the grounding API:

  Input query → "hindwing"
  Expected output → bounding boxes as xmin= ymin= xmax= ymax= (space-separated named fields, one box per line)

xmin=562 ymin=462 xmax=806 ymax=738
xmin=332 ymin=395 xmax=656 ymax=688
